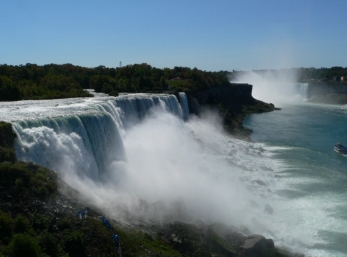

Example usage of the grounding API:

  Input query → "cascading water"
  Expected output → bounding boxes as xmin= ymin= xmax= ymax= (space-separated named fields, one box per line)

xmin=296 ymin=83 xmax=308 ymax=99
xmin=1 ymin=92 xmax=326 ymax=256
xmin=178 ymin=92 xmax=190 ymax=121
xmin=10 ymin=94 xmax=186 ymax=180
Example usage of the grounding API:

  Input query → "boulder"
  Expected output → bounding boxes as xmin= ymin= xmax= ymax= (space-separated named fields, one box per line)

xmin=240 ymin=234 xmax=275 ymax=257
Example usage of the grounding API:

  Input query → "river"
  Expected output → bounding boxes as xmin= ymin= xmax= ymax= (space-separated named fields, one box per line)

xmin=244 ymin=102 xmax=347 ymax=257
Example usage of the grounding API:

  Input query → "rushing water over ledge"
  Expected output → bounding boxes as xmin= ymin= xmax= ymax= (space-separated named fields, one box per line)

xmin=1 ymin=93 xmax=335 ymax=256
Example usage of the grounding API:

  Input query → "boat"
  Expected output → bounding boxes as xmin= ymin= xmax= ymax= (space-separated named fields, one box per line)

xmin=334 ymin=143 xmax=347 ymax=154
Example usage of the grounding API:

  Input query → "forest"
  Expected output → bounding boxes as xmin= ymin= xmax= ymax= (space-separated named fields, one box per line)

xmin=1 ymin=63 xmax=346 ymax=102
xmin=0 ymin=63 xmax=230 ymax=101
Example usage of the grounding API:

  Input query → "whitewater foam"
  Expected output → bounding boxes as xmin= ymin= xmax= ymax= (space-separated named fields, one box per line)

xmin=4 ymin=93 xmax=336 ymax=255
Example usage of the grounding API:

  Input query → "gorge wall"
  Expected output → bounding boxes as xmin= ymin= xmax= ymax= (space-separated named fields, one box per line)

xmin=307 ymin=82 xmax=347 ymax=99
xmin=184 ymin=83 xmax=254 ymax=114
xmin=183 ymin=83 xmax=274 ymax=137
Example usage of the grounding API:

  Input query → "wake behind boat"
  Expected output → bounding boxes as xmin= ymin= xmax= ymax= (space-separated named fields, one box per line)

xmin=334 ymin=143 xmax=347 ymax=154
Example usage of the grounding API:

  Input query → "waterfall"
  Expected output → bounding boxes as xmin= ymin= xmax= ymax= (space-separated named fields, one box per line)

xmin=178 ymin=92 xmax=190 ymax=121
xmin=12 ymin=93 xmax=189 ymax=180
xmin=296 ymin=83 xmax=308 ymax=99
xmin=3 ymin=91 xmax=314 ymax=254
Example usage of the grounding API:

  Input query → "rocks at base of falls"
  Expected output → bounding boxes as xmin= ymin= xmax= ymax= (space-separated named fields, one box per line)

xmin=240 ymin=234 xmax=275 ymax=257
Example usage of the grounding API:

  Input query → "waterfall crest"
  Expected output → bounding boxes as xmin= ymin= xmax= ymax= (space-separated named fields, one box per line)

xmin=12 ymin=93 xmax=188 ymax=180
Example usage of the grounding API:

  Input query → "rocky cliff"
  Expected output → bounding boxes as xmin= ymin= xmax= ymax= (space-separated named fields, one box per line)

xmin=185 ymin=83 xmax=276 ymax=139
xmin=186 ymin=83 xmax=254 ymax=109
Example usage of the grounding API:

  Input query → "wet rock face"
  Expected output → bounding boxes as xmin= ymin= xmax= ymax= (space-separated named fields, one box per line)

xmin=240 ymin=234 xmax=275 ymax=257
xmin=186 ymin=84 xmax=254 ymax=116
xmin=0 ymin=122 xmax=17 ymax=163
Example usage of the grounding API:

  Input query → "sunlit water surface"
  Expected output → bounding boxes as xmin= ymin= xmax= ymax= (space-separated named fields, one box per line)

xmin=244 ymin=102 xmax=347 ymax=257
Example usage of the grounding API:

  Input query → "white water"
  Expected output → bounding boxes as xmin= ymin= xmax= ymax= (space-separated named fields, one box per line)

xmin=233 ymin=70 xmax=307 ymax=105
xmin=1 ymin=91 xmax=322 ymax=255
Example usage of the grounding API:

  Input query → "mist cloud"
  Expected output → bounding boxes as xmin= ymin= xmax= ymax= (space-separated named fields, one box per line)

xmin=231 ymin=69 xmax=303 ymax=106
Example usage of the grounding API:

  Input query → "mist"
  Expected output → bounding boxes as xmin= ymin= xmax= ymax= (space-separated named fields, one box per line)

xmin=13 ymin=98 xmax=312 ymax=253
xmin=60 ymin=109 xmax=257 ymax=224
xmin=232 ymin=69 xmax=304 ymax=106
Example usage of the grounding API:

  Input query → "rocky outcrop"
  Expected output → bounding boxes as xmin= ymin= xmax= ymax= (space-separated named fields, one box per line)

xmin=185 ymin=83 xmax=254 ymax=115
xmin=240 ymin=234 xmax=275 ymax=257
xmin=0 ymin=121 xmax=17 ymax=163
xmin=185 ymin=84 xmax=276 ymax=139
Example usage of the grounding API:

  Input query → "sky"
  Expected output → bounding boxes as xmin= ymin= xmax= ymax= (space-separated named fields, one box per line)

xmin=1 ymin=0 xmax=347 ymax=71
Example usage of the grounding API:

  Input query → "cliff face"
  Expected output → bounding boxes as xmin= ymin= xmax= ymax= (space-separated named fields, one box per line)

xmin=307 ymin=82 xmax=347 ymax=99
xmin=186 ymin=83 xmax=254 ymax=114
xmin=185 ymin=83 xmax=275 ymax=138
xmin=0 ymin=122 xmax=17 ymax=163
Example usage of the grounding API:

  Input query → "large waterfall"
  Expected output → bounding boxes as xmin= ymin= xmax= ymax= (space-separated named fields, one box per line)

xmin=0 ymin=92 xmax=313 ymax=254
xmin=10 ymin=94 xmax=188 ymax=181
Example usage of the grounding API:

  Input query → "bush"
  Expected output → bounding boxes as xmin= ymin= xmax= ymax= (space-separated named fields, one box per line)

xmin=38 ymin=230 xmax=60 ymax=257
xmin=31 ymin=214 xmax=51 ymax=231
xmin=8 ymin=233 xmax=41 ymax=257
xmin=63 ymin=231 xmax=86 ymax=257
xmin=14 ymin=215 xmax=30 ymax=234
xmin=14 ymin=178 xmax=23 ymax=191
xmin=0 ymin=211 xmax=14 ymax=244
xmin=56 ymin=218 xmax=72 ymax=230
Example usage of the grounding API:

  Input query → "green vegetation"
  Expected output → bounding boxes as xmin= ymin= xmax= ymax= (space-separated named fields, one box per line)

xmin=296 ymin=66 xmax=347 ymax=81
xmin=0 ymin=63 xmax=231 ymax=101
xmin=1 ymin=63 xmax=346 ymax=102
xmin=207 ymin=229 xmax=236 ymax=254
xmin=0 ymin=122 xmax=17 ymax=163
xmin=0 ymin=64 xmax=93 ymax=101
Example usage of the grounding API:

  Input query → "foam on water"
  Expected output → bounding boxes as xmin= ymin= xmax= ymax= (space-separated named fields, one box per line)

xmin=245 ymin=103 xmax=347 ymax=257
xmin=4 ymin=92 xmax=346 ymax=256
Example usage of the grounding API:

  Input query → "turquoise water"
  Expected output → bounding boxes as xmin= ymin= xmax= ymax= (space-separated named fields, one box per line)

xmin=244 ymin=103 xmax=347 ymax=257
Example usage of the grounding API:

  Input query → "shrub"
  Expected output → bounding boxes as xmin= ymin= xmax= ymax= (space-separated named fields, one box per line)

xmin=31 ymin=214 xmax=51 ymax=231
xmin=14 ymin=178 xmax=23 ymax=191
xmin=14 ymin=215 xmax=30 ymax=234
xmin=0 ymin=211 xmax=14 ymax=244
xmin=38 ymin=230 xmax=60 ymax=257
xmin=56 ymin=218 xmax=72 ymax=230
xmin=8 ymin=233 xmax=41 ymax=257
xmin=63 ymin=230 xmax=86 ymax=257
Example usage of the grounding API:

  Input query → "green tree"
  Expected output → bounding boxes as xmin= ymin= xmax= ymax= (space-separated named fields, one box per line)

xmin=38 ymin=230 xmax=60 ymax=257
xmin=14 ymin=215 xmax=30 ymax=234
xmin=63 ymin=231 xmax=86 ymax=257
xmin=0 ymin=211 xmax=14 ymax=244
xmin=8 ymin=233 xmax=41 ymax=257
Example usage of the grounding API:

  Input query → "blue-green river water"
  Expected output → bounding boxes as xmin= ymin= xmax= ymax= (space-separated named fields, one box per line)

xmin=244 ymin=103 xmax=347 ymax=257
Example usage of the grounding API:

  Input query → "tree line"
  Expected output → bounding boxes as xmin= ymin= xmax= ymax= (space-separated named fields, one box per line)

xmin=296 ymin=66 xmax=347 ymax=81
xmin=0 ymin=63 xmax=231 ymax=101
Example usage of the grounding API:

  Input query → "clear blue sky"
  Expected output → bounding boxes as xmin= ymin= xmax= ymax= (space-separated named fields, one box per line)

xmin=1 ymin=0 xmax=346 ymax=71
